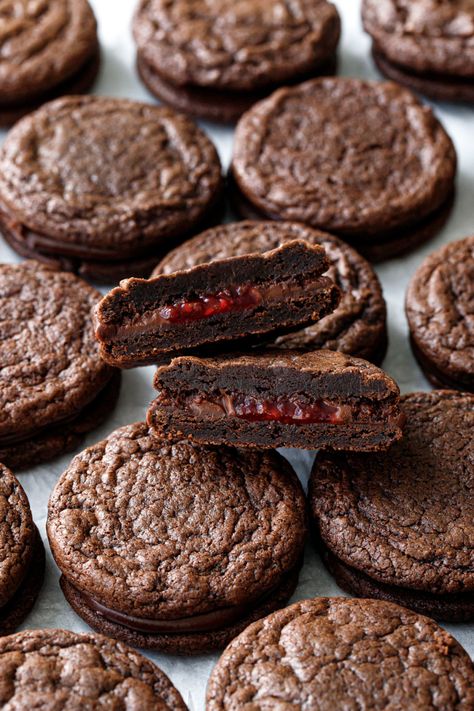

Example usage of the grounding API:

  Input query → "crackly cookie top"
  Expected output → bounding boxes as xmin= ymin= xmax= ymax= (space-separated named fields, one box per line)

xmin=232 ymin=78 xmax=456 ymax=236
xmin=0 ymin=261 xmax=113 ymax=441
xmin=47 ymin=422 xmax=306 ymax=619
xmin=0 ymin=629 xmax=186 ymax=710
xmin=406 ymin=236 xmax=474 ymax=386
xmin=133 ymin=0 xmax=340 ymax=90
xmin=0 ymin=464 xmax=34 ymax=608
xmin=206 ymin=597 xmax=474 ymax=710
xmin=0 ymin=96 xmax=222 ymax=250
xmin=0 ymin=0 xmax=97 ymax=103
xmin=154 ymin=221 xmax=386 ymax=360
xmin=362 ymin=0 xmax=474 ymax=77
xmin=310 ymin=391 xmax=474 ymax=594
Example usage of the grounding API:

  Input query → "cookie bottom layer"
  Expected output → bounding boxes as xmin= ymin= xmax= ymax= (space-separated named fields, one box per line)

xmin=137 ymin=52 xmax=338 ymax=124
xmin=373 ymin=48 xmax=474 ymax=105
xmin=0 ymin=528 xmax=45 ymax=636
xmin=324 ymin=549 xmax=474 ymax=623
xmin=409 ymin=336 xmax=474 ymax=393
xmin=0 ymin=48 xmax=101 ymax=128
xmin=228 ymin=173 xmax=455 ymax=263
xmin=60 ymin=565 xmax=300 ymax=655
xmin=0 ymin=371 xmax=121 ymax=470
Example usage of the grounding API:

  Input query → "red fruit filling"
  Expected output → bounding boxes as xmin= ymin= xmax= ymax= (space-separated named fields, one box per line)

xmin=230 ymin=395 xmax=350 ymax=425
xmin=158 ymin=285 xmax=262 ymax=323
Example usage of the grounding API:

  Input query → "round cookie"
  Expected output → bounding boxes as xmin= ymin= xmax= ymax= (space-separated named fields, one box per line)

xmin=0 ymin=0 xmax=100 ymax=126
xmin=362 ymin=0 xmax=474 ymax=104
xmin=206 ymin=597 xmax=474 ymax=710
xmin=231 ymin=78 xmax=457 ymax=262
xmin=133 ymin=0 xmax=340 ymax=123
xmin=309 ymin=390 xmax=474 ymax=621
xmin=0 ymin=464 xmax=45 ymax=635
xmin=154 ymin=221 xmax=387 ymax=364
xmin=47 ymin=422 xmax=306 ymax=654
xmin=406 ymin=236 xmax=474 ymax=392
xmin=0 ymin=261 xmax=120 ymax=470
xmin=0 ymin=96 xmax=223 ymax=283
xmin=0 ymin=629 xmax=186 ymax=709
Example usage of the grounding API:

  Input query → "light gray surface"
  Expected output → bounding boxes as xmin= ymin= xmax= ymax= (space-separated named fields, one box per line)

xmin=1 ymin=1 xmax=472 ymax=709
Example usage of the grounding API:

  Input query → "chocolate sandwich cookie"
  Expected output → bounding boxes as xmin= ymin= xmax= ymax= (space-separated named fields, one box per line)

xmin=0 ymin=465 xmax=44 ymax=635
xmin=406 ymin=236 xmax=474 ymax=392
xmin=0 ymin=629 xmax=186 ymax=709
xmin=0 ymin=0 xmax=100 ymax=127
xmin=133 ymin=0 xmax=340 ymax=123
xmin=0 ymin=261 xmax=120 ymax=470
xmin=47 ymin=422 xmax=306 ymax=654
xmin=231 ymin=78 xmax=457 ymax=262
xmin=363 ymin=0 xmax=474 ymax=104
xmin=148 ymin=350 xmax=403 ymax=451
xmin=95 ymin=239 xmax=341 ymax=367
xmin=155 ymin=221 xmax=388 ymax=364
xmin=0 ymin=96 xmax=223 ymax=284
xmin=206 ymin=597 xmax=474 ymax=710
xmin=310 ymin=391 xmax=474 ymax=622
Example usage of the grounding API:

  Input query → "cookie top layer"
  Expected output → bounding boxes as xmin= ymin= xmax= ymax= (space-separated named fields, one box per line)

xmin=154 ymin=221 xmax=386 ymax=360
xmin=0 ymin=464 xmax=34 ymax=608
xmin=0 ymin=0 xmax=97 ymax=103
xmin=133 ymin=0 xmax=340 ymax=90
xmin=406 ymin=236 xmax=474 ymax=386
xmin=206 ymin=597 xmax=474 ymax=710
xmin=0 ymin=629 xmax=186 ymax=709
xmin=47 ymin=422 xmax=306 ymax=619
xmin=0 ymin=261 xmax=113 ymax=442
xmin=0 ymin=96 xmax=222 ymax=252
xmin=362 ymin=0 xmax=474 ymax=78
xmin=310 ymin=391 xmax=474 ymax=594
xmin=232 ymin=78 xmax=456 ymax=236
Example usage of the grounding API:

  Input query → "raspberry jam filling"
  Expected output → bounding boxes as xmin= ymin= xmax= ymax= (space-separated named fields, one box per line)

xmin=158 ymin=285 xmax=262 ymax=323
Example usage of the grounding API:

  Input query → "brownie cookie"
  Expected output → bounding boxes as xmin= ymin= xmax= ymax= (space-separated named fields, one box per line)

xmin=0 ymin=96 xmax=223 ymax=283
xmin=363 ymin=0 xmax=474 ymax=104
xmin=47 ymin=422 xmax=306 ymax=654
xmin=133 ymin=0 xmax=340 ymax=123
xmin=0 ymin=629 xmax=186 ymax=709
xmin=231 ymin=78 xmax=457 ymax=262
xmin=206 ymin=597 xmax=474 ymax=710
xmin=0 ymin=261 xmax=120 ymax=470
xmin=155 ymin=221 xmax=388 ymax=364
xmin=0 ymin=464 xmax=44 ymax=635
xmin=148 ymin=350 xmax=403 ymax=451
xmin=95 ymin=239 xmax=340 ymax=367
xmin=0 ymin=0 xmax=100 ymax=127
xmin=406 ymin=236 xmax=474 ymax=392
xmin=310 ymin=391 xmax=474 ymax=622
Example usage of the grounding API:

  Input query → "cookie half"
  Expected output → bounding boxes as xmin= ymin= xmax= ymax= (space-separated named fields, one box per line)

xmin=231 ymin=78 xmax=457 ymax=261
xmin=95 ymin=238 xmax=340 ymax=367
xmin=0 ymin=261 xmax=120 ymax=470
xmin=363 ymin=0 xmax=474 ymax=104
xmin=310 ymin=391 xmax=474 ymax=621
xmin=148 ymin=350 xmax=403 ymax=451
xmin=0 ymin=629 xmax=186 ymax=708
xmin=133 ymin=0 xmax=340 ymax=123
xmin=206 ymin=597 xmax=474 ymax=710
xmin=406 ymin=236 xmax=474 ymax=392
xmin=0 ymin=0 xmax=100 ymax=126
xmin=47 ymin=422 xmax=306 ymax=654
xmin=154 ymin=221 xmax=388 ymax=364
xmin=0 ymin=96 xmax=223 ymax=283
xmin=0 ymin=465 xmax=44 ymax=635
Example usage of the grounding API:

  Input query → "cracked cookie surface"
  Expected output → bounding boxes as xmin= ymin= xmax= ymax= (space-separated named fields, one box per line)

xmin=0 ymin=628 xmax=186 ymax=709
xmin=206 ymin=597 xmax=474 ymax=710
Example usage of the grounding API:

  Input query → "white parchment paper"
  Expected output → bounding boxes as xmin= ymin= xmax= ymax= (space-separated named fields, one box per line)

xmin=2 ymin=1 xmax=472 ymax=708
